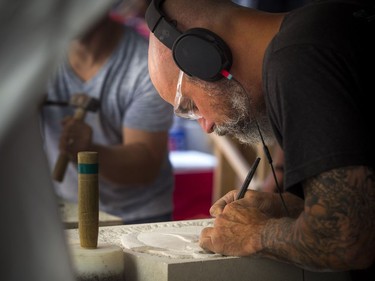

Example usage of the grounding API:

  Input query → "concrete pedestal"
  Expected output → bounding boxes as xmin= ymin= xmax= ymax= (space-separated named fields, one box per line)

xmin=65 ymin=219 xmax=351 ymax=281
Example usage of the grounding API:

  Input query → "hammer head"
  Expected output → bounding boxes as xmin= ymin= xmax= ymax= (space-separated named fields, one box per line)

xmin=70 ymin=93 xmax=100 ymax=112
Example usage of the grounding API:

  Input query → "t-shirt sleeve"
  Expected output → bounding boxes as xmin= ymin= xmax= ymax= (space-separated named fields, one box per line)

xmin=123 ymin=71 xmax=174 ymax=132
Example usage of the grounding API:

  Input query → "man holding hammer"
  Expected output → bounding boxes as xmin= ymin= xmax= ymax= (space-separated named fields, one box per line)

xmin=41 ymin=0 xmax=175 ymax=224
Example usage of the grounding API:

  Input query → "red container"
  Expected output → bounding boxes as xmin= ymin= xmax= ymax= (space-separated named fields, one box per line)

xmin=169 ymin=151 xmax=216 ymax=221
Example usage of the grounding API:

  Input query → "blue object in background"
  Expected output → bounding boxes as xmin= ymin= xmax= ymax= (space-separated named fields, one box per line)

xmin=169 ymin=116 xmax=187 ymax=151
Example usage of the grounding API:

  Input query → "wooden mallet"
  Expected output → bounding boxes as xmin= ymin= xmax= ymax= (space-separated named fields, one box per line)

xmin=52 ymin=93 xmax=100 ymax=182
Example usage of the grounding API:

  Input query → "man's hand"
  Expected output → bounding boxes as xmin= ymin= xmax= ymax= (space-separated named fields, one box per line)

xmin=59 ymin=116 xmax=93 ymax=162
xmin=200 ymin=200 xmax=268 ymax=256
xmin=200 ymin=189 xmax=304 ymax=256
xmin=209 ymin=189 xmax=301 ymax=218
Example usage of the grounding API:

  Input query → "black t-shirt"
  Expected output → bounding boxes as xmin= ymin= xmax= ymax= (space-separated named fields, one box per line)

xmin=263 ymin=2 xmax=375 ymax=279
xmin=263 ymin=0 xmax=375 ymax=195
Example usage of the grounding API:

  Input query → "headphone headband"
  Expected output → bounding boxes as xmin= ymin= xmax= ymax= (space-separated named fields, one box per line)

xmin=145 ymin=0 xmax=181 ymax=49
xmin=146 ymin=0 xmax=233 ymax=81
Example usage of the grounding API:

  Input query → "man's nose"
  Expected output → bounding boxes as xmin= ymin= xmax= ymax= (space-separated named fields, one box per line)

xmin=197 ymin=118 xmax=214 ymax=134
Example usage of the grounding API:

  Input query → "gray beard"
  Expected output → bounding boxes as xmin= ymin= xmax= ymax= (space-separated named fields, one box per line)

xmin=213 ymin=86 xmax=275 ymax=146
xmin=214 ymin=110 xmax=275 ymax=145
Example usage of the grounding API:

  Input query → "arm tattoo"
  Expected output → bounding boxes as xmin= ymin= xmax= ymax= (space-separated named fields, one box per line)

xmin=260 ymin=166 xmax=375 ymax=271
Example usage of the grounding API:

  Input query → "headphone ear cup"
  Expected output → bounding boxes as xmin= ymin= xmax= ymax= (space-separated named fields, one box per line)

xmin=172 ymin=28 xmax=232 ymax=82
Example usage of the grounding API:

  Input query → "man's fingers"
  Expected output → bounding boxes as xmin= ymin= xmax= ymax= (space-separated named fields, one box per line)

xmin=209 ymin=203 xmax=224 ymax=217
xmin=209 ymin=190 xmax=239 ymax=217
xmin=199 ymin=227 xmax=214 ymax=251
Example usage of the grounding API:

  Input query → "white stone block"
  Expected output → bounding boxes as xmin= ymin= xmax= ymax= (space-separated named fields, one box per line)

xmin=65 ymin=219 xmax=351 ymax=281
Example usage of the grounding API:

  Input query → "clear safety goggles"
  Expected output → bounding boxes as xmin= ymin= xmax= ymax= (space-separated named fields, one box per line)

xmin=174 ymin=70 xmax=202 ymax=120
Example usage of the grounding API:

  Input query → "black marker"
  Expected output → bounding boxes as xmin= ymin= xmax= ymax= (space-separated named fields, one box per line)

xmin=236 ymin=157 xmax=261 ymax=200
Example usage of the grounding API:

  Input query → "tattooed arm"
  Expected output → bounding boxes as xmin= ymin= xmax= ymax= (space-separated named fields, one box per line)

xmin=200 ymin=165 xmax=375 ymax=271
xmin=264 ymin=165 xmax=375 ymax=270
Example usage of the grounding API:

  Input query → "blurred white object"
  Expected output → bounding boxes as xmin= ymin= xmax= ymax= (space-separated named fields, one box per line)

xmin=169 ymin=150 xmax=217 ymax=173
xmin=0 ymin=1 xmax=118 ymax=281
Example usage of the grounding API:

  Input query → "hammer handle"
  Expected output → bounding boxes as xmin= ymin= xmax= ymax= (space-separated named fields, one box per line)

xmin=73 ymin=107 xmax=86 ymax=120
xmin=52 ymin=108 xmax=87 ymax=182
xmin=52 ymin=152 xmax=70 ymax=182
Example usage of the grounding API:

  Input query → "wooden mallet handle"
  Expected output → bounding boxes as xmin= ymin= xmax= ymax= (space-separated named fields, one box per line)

xmin=52 ymin=108 xmax=87 ymax=182
xmin=52 ymin=152 xmax=70 ymax=182
xmin=78 ymin=151 xmax=99 ymax=249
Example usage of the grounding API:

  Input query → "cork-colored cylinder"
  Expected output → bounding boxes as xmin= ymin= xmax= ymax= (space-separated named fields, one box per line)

xmin=78 ymin=151 xmax=99 ymax=249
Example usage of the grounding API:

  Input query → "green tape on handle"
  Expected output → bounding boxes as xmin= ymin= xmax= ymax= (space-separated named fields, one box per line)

xmin=78 ymin=163 xmax=98 ymax=174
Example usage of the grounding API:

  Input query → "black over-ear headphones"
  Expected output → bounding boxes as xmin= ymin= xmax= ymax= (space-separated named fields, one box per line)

xmin=145 ymin=0 xmax=233 ymax=82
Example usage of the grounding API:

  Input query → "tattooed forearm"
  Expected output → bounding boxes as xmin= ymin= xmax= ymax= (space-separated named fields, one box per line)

xmin=260 ymin=166 xmax=375 ymax=271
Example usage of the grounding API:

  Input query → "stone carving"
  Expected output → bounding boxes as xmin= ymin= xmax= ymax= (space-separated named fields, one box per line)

xmin=121 ymin=219 xmax=223 ymax=259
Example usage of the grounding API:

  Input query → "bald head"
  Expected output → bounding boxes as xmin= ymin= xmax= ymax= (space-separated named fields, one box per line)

xmin=163 ymin=0 xmax=233 ymax=30
xmin=148 ymin=32 xmax=179 ymax=104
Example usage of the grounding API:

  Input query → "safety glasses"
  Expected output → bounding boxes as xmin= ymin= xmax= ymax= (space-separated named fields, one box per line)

xmin=174 ymin=70 xmax=202 ymax=120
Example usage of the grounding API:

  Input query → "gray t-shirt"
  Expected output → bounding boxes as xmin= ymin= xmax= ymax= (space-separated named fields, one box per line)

xmin=42 ymin=26 xmax=174 ymax=222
